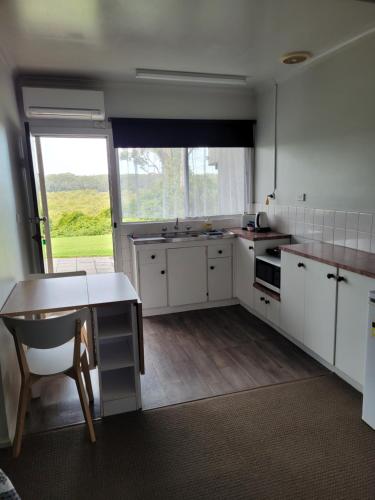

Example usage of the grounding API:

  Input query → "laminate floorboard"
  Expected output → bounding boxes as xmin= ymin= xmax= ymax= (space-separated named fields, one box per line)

xmin=141 ymin=305 xmax=328 ymax=409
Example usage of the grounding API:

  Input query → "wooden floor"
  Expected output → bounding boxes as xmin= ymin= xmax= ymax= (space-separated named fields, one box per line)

xmin=25 ymin=369 xmax=101 ymax=435
xmin=25 ymin=305 xmax=327 ymax=433
xmin=141 ymin=305 xmax=327 ymax=410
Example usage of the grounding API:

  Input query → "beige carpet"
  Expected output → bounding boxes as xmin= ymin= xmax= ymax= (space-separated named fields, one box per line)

xmin=1 ymin=374 xmax=374 ymax=499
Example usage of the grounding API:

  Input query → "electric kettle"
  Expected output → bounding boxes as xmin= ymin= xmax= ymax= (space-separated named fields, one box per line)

xmin=255 ymin=211 xmax=270 ymax=231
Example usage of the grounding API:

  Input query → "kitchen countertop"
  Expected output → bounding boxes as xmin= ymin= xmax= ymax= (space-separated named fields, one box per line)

xmin=281 ymin=242 xmax=375 ymax=279
xmin=230 ymin=228 xmax=291 ymax=241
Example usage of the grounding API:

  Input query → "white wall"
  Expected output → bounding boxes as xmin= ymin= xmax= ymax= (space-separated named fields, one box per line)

xmin=0 ymin=60 xmax=31 ymax=445
xmin=255 ymin=32 xmax=375 ymax=213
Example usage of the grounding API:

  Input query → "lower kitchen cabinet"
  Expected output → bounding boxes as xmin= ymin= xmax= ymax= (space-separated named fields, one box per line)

xmin=335 ymin=270 xmax=375 ymax=387
xmin=139 ymin=263 xmax=168 ymax=309
xmin=235 ymin=237 xmax=255 ymax=309
xmin=280 ymin=251 xmax=305 ymax=343
xmin=167 ymin=246 xmax=207 ymax=306
xmin=304 ymin=258 xmax=337 ymax=364
xmin=253 ymin=288 xmax=280 ymax=327
xmin=208 ymin=257 xmax=232 ymax=301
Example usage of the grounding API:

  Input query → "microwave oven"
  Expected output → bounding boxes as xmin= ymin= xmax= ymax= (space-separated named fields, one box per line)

xmin=255 ymin=255 xmax=281 ymax=293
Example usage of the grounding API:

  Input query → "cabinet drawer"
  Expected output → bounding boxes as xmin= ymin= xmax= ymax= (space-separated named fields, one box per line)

xmin=138 ymin=249 xmax=166 ymax=266
xmin=208 ymin=244 xmax=232 ymax=259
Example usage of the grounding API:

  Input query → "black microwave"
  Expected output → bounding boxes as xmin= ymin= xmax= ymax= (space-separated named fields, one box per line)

xmin=255 ymin=255 xmax=281 ymax=293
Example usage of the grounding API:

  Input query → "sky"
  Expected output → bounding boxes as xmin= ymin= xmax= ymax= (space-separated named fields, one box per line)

xmin=38 ymin=137 xmax=109 ymax=176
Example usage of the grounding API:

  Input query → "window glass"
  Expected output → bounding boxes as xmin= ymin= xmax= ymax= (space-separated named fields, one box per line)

xmin=118 ymin=147 xmax=246 ymax=222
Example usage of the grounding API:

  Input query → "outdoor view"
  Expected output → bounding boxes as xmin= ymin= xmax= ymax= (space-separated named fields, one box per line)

xmin=118 ymin=147 xmax=246 ymax=221
xmin=33 ymin=137 xmax=114 ymax=274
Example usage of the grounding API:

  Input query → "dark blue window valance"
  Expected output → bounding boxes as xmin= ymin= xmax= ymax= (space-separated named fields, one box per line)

xmin=111 ymin=118 xmax=255 ymax=148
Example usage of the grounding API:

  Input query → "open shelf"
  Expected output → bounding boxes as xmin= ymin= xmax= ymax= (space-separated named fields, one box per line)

xmin=101 ymin=368 xmax=136 ymax=402
xmin=97 ymin=314 xmax=133 ymax=340
xmin=99 ymin=337 xmax=134 ymax=372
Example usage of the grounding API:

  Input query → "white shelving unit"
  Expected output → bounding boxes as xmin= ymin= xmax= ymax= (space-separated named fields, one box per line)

xmin=87 ymin=274 xmax=144 ymax=417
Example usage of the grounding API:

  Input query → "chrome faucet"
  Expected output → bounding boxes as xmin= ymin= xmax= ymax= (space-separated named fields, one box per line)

xmin=174 ymin=217 xmax=179 ymax=231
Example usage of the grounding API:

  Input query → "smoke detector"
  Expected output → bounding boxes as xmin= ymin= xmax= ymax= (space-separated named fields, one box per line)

xmin=280 ymin=51 xmax=312 ymax=64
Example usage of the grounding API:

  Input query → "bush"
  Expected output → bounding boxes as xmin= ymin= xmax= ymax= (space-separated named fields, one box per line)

xmin=52 ymin=209 xmax=111 ymax=237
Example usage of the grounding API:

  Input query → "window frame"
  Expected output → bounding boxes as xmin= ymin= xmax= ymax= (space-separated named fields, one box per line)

xmin=115 ymin=146 xmax=253 ymax=226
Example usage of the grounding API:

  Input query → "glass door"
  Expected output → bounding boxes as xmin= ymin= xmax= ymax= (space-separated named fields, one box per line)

xmin=30 ymin=135 xmax=115 ymax=274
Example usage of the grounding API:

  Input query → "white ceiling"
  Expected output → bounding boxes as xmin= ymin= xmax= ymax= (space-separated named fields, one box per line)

xmin=1 ymin=0 xmax=375 ymax=88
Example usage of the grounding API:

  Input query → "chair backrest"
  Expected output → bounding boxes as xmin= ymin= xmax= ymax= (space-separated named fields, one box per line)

xmin=28 ymin=271 xmax=87 ymax=280
xmin=3 ymin=308 xmax=89 ymax=349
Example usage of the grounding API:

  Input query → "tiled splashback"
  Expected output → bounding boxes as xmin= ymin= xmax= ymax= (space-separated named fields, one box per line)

xmin=253 ymin=203 xmax=375 ymax=253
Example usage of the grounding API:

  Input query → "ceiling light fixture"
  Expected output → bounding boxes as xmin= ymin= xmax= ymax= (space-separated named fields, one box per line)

xmin=280 ymin=51 xmax=312 ymax=65
xmin=135 ymin=69 xmax=248 ymax=86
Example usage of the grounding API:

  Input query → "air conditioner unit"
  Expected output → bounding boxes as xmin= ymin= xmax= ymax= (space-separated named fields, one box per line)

xmin=22 ymin=87 xmax=105 ymax=121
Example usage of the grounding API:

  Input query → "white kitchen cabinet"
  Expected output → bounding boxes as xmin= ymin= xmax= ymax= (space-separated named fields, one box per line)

xmin=235 ymin=237 xmax=254 ymax=309
xmin=167 ymin=246 xmax=207 ymax=306
xmin=304 ymin=259 xmax=337 ymax=364
xmin=253 ymin=287 xmax=280 ymax=327
xmin=253 ymin=288 xmax=266 ymax=317
xmin=335 ymin=270 xmax=375 ymax=387
xmin=208 ymin=257 xmax=232 ymax=301
xmin=139 ymin=263 xmax=167 ymax=309
xmin=280 ymin=252 xmax=305 ymax=343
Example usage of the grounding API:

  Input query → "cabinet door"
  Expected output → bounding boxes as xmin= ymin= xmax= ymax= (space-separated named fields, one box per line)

xmin=235 ymin=238 xmax=254 ymax=308
xmin=253 ymin=288 xmax=267 ymax=318
xmin=167 ymin=247 xmax=207 ymax=306
xmin=280 ymin=251 xmax=305 ymax=343
xmin=208 ymin=257 xmax=232 ymax=301
xmin=266 ymin=296 xmax=280 ymax=327
xmin=304 ymin=259 xmax=337 ymax=363
xmin=336 ymin=270 xmax=375 ymax=387
xmin=139 ymin=264 xmax=167 ymax=309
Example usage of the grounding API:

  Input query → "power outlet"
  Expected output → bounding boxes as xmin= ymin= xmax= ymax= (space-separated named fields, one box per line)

xmin=297 ymin=193 xmax=306 ymax=202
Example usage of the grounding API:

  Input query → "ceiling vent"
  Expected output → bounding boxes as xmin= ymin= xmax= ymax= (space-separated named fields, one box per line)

xmin=22 ymin=88 xmax=105 ymax=120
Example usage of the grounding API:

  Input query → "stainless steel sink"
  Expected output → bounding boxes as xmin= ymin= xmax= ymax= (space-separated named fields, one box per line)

xmin=130 ymin=229 xmax=235 ymax=245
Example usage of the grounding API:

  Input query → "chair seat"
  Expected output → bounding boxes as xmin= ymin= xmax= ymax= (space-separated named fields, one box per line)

xmin=27 ymin=342 xmax=85 ymax=376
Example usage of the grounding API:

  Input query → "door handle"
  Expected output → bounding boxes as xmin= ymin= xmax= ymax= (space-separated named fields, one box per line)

xmin=210 ymin=266 xmax=215 ymax=270
xmin=337 ymin=276 xmax=346 ymax=283
xmin=248 ymin=246 xmax=254 ymax=250
xmin=297 ymin=262 xmax=305 ymax=268
xmin=29 ymin=216 xmax=47 ymax=224
xmin=327 ymin=273 xmax=336 ymax=280
xmin=260 ymin=297 xmax=265 ymax=302
xmin=161 ymin=270 xmax=165 ymax=275
xmin=265 ymin=299 xmax=270 ymax=304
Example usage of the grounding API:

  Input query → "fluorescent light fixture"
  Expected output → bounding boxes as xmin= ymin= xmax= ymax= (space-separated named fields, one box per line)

xmin=135 ymin=69 xmax=248 ymax=86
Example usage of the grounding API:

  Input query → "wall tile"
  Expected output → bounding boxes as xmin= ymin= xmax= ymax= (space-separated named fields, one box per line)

xmin=304 ymin=208 xmax=314 ymax=225
xmin=314 ymin=209 xmax=324 ymax=227
xmin=304 ymin=223 xmax=314 ymax=240
xmin=323 ymin=227 xmax=334 ymax=244
xmin=346 ymin=212 xmax=359 ymax=231
xmin=323 ymin=210 xmax=335 ymax=227
xmin=345 ymin=229 xmax=358 ymax=249
xmin=371 ymin=236 xmax=375 ymax=253
xmin=358 ymin=213 xmax=373 ymax=233
xmin=295 ymin=222 xmax=305 ymax=236
xmin=357 ymin=232 xmax=371 ymax=252
xmin=288 ymin=206 xmax=297 ymax=220
xmin=313 ymin=225 xmax=323 ymax=241
xmin=288 ymin=220 xmax=296 ymax=235
xmin=296 ymin=206 xmax=305 ymax=223
xmin=334 ymin=211 xmax=346 ymax=229
xmin=334 ymin=228 xmax=346 ymax=246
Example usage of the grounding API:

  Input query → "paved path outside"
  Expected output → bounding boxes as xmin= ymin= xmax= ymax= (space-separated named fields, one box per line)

xmin=52 ymin=256 xmax=114 ymax=274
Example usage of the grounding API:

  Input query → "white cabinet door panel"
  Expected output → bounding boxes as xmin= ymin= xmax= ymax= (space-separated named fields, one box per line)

xmin=280 ymin=252 xmax=305 ymax=343
xmin=253 ymin=288 xmax=266 ymax=318
xmin=266 ymin=296 xmax=280 ymax=327
xmin=235 ymin=238 xmax=254 ymax=308
xmin=167 ymin=247 xmax=207 ymax=306
xmin=208 ymin=258 xmax=232 ymax=301
xmin=336 ymin=270 xmax=375 ymax=386
xmin=304 ymin=259 xmax=337 ymax=363
xmin=139 ymin=264 xmax=167 ymax=309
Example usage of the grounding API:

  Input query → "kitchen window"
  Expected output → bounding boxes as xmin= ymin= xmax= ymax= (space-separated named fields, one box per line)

xmin=117 ymin=147 xmax=249 ymax=222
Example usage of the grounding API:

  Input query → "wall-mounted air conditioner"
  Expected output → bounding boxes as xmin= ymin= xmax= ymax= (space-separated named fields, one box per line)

xmin=22 ymin=87 xmax=105 ymax=120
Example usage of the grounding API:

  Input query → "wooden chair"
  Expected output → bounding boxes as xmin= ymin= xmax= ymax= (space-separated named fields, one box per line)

xmin=3 ymin=308 xmax=96 ymax=458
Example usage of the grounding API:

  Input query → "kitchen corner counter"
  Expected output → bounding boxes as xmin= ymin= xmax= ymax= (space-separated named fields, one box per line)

xmin=230 ymin=228 xmax=291 ymax=241
xmin=281 ymin=242 xmax=375 ymax=279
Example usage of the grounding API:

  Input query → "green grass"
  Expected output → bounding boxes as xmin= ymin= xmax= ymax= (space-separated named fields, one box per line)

xmin=51 ymin=234 xmax=113 ymax=258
